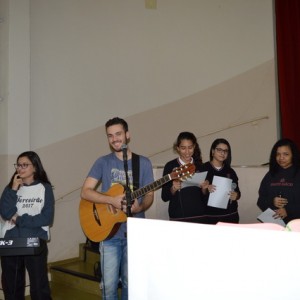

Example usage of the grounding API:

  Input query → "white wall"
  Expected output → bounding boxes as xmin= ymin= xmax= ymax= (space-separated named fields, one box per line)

xmin=0 ymin=0 xmax=9 ymax=155
xmin=29 ymin=0 xmax=275 ymax=149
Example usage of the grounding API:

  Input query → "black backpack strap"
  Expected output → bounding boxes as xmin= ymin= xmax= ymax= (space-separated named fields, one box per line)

xmin=131 ymin=153 xmax=140 ymax=191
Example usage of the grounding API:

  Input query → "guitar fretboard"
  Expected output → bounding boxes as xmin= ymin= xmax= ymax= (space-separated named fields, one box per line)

xmin=132 ymin=174 xmax=171 ymax=199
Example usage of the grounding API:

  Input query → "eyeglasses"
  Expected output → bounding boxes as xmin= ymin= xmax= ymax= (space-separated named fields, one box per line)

xmin=215 ymin=147 xmax=229 ymax=154
xmin=14 ymin=163 xmax=32 ymax=169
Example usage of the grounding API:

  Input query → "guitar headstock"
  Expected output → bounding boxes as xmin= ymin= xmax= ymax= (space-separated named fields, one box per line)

xmin=170 ymin=163 xmax=196 ymax=181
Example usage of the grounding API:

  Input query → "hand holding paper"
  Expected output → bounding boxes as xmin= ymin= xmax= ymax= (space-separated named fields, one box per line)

xmin=181 ymin=171 xmax=207 ymax=189
xmin=207 ymin=176 xmax=232 ymax=209
xmin=257 ymin=208 xmax=286 ymax=226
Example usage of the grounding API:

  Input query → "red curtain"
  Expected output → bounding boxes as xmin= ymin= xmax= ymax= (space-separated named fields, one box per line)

xmin=275 ymin=0 xmax=300 ymax=148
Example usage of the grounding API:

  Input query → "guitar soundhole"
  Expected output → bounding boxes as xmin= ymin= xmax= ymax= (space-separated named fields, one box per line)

xmin=93 ymin=204 xmax=101 ymax=226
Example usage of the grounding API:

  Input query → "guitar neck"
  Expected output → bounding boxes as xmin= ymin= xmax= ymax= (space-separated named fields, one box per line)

xmin=132 ymin=174 xmax=171 ymax=199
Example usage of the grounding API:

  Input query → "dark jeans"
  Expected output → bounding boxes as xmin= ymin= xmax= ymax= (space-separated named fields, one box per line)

xmin=1 ymin=240 xmax=52 ymax=300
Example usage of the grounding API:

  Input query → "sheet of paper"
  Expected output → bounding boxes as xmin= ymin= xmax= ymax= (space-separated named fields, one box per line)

xmin=207 ymin=176 xmax=232 ymax=209
xmin=181 ymin=171 xmax=207 ymax=189
xmin=257 ymin=208 xmax=286 ymax=226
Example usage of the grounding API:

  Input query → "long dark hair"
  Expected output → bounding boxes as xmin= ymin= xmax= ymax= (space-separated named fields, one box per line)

xmin=173 ymin=132 xmax=202 ymax=167
xmin=209 ymin=138 xmax=232 ymax=167
xmin=9 ymin=151 xmax=52 ymax=188
xmin=269 ymin=138 xmax=300 ymax=176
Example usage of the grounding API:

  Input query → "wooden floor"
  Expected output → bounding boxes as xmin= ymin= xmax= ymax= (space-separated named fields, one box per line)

xmin=1 ymin=282 xmax=101 ymax=300
xmin=23 ymin=282 xmax=100 ymax=300
xmin=24 ymin=282 xmax=122 ymax=300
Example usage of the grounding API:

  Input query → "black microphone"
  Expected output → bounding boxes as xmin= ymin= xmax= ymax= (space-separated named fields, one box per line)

xmin=231 ymin=182 xmax=237 ymax=191
xmin=229 ymin=182 xmax=237 ymax=204
xmin=121 ymin=144 xmax=128 ymax=161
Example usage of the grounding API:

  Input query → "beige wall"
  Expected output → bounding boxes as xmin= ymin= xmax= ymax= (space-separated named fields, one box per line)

xmin=28 ymin=0 xmax=275 ymax=149
xmin=0 ymin=0 xmax=277 ymax=263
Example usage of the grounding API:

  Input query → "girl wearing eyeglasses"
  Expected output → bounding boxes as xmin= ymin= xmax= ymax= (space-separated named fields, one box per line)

xmin=200 ymin=138 xmax=241 ymax=224
xmin=0 ymin=151 xmax=53 ymax=300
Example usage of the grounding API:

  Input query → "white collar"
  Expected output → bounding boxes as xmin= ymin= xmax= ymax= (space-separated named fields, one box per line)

xmin=178 ymin=157 xmax=194 ymax=165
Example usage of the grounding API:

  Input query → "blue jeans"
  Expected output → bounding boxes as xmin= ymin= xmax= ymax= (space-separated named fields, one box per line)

xmin=100 ymin=237 xmax=128 ymax=300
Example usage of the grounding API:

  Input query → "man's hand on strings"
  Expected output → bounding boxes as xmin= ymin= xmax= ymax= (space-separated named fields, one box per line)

xmin=120 ymin=198 xmax=140 ymax=214
xmin=110 ymin=194 xmax=125 ymax=210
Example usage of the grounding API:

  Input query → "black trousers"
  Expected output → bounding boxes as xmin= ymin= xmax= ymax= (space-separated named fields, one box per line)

xmin=1 ymin=240 xmax=52 ymax=300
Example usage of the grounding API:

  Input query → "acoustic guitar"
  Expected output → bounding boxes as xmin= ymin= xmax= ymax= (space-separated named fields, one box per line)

xmin=79 ymin=162 xmax=195 ymax=242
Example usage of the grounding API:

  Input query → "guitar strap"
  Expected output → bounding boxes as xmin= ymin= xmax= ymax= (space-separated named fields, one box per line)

xmin=131 ymin=153 xmax=140 ymax=191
